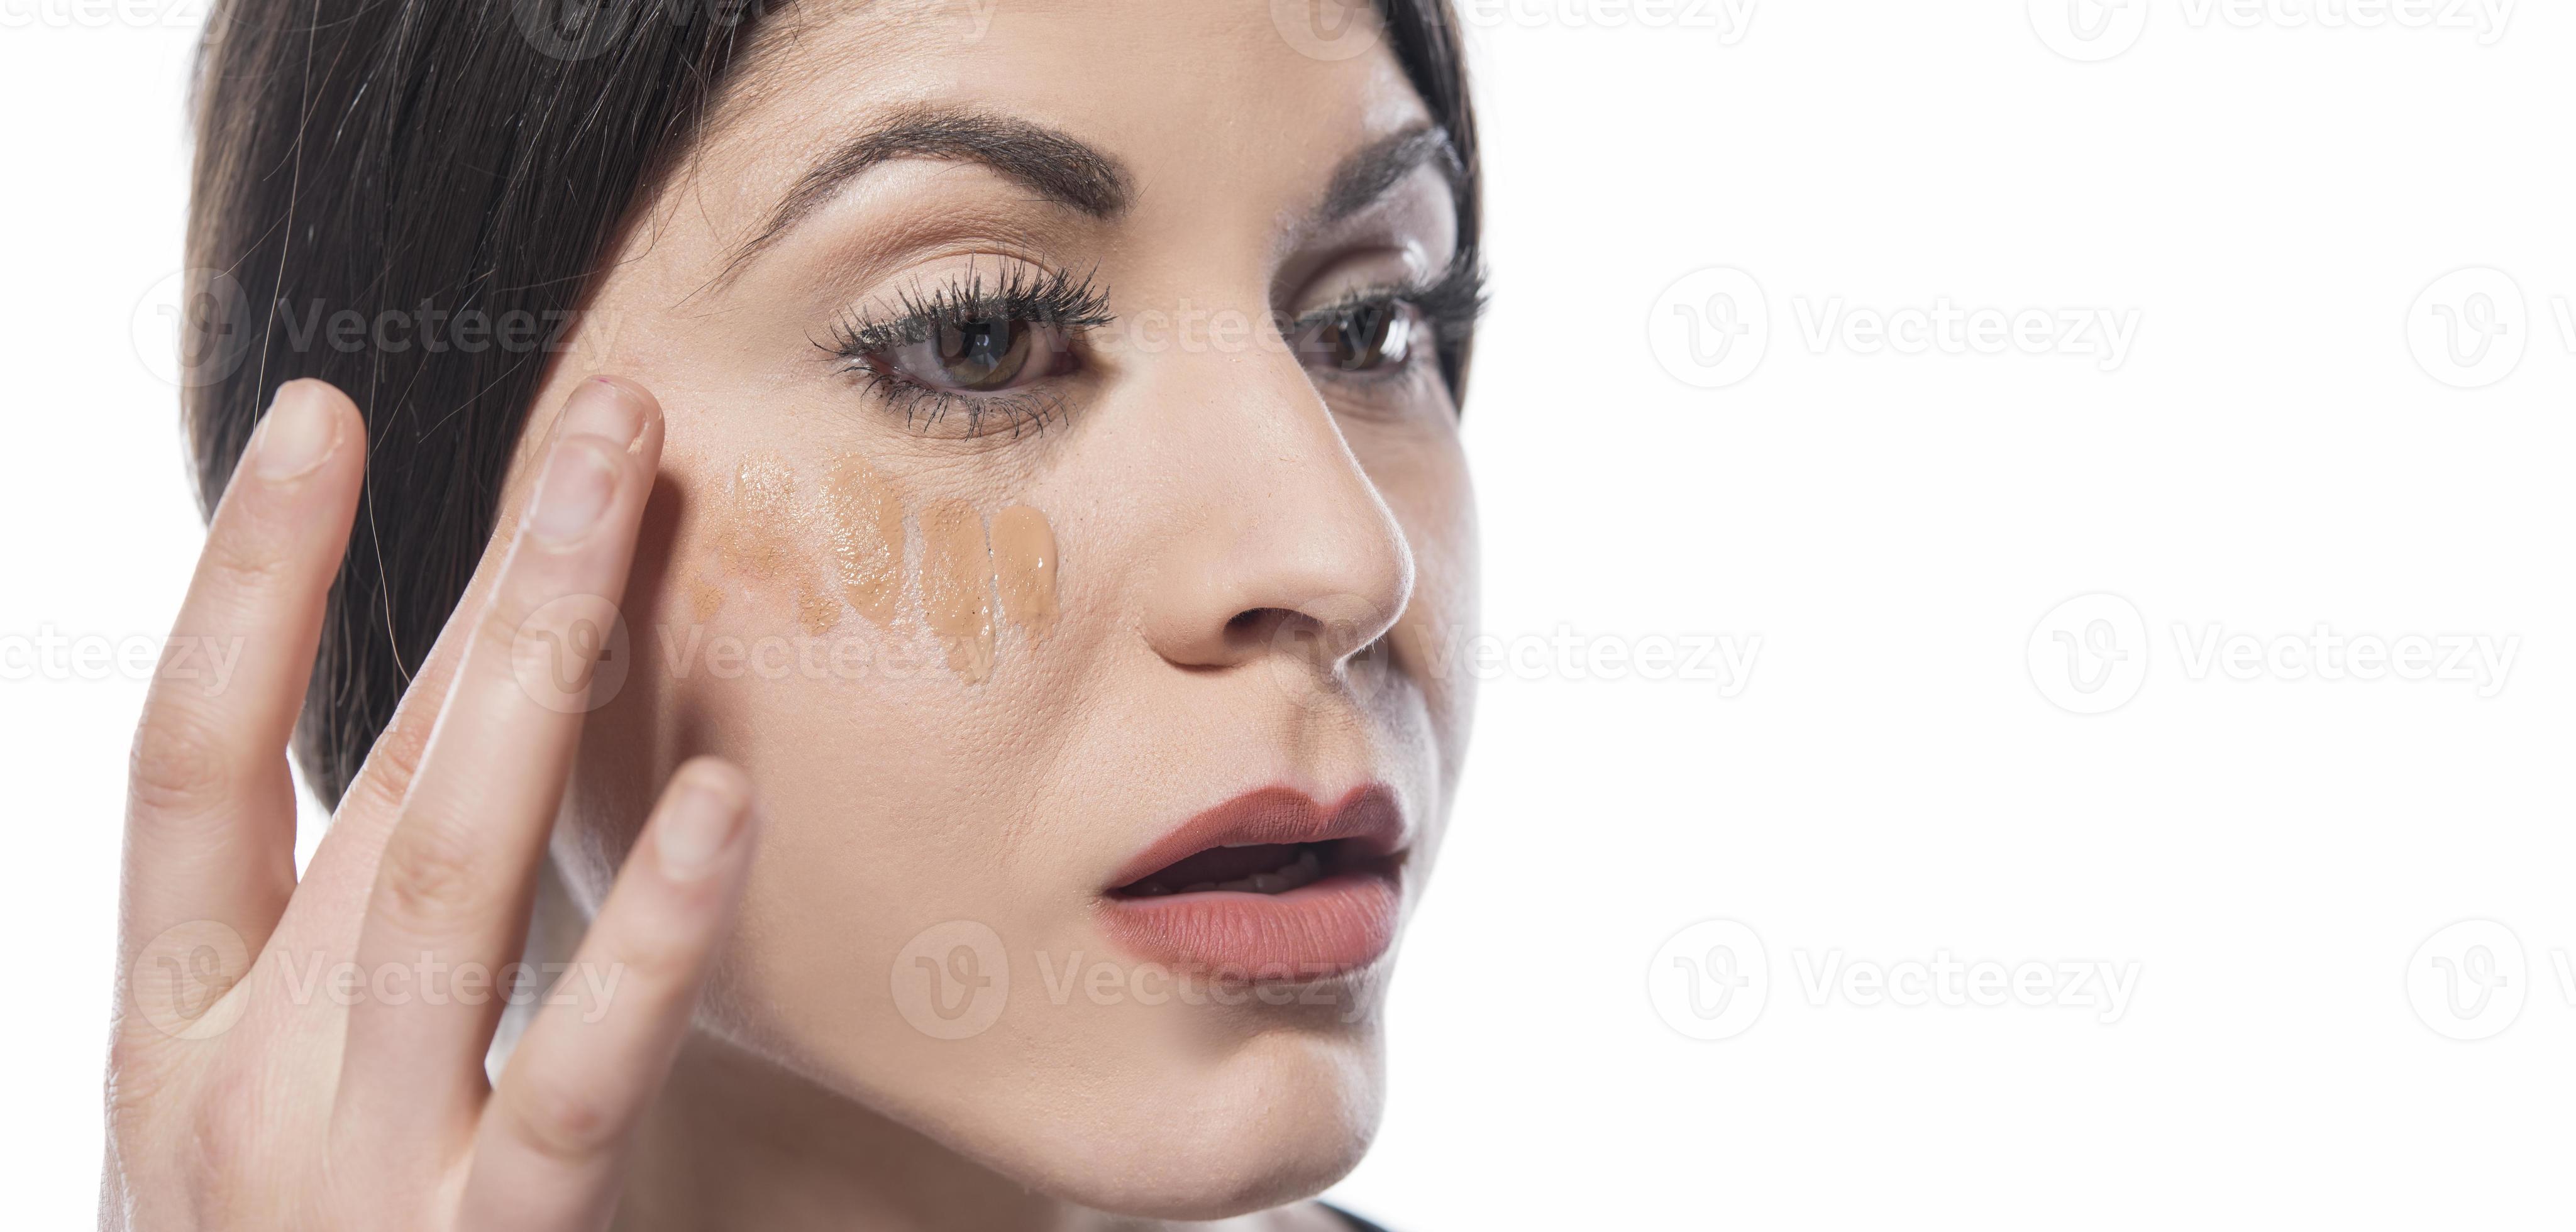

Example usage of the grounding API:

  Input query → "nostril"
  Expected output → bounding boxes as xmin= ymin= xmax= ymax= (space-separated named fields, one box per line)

xmin=1222 ymin=607 xmax=1295 ymax=656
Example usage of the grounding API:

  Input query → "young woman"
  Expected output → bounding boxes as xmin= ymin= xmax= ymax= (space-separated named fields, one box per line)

xmin=103 ymin=1 xmax=1481 ymax=1228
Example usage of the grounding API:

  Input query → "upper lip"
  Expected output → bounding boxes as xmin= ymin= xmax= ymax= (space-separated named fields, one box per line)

xmin=1105 ymin=783 xmax=1407 ymax=893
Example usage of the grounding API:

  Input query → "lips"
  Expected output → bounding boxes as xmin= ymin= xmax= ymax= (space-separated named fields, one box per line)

xmin=1098 ymin=784 xmax=1406 ymax=981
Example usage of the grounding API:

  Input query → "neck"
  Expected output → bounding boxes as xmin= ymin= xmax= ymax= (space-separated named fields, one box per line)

xmin=616 ymin=1034 xmax=1066 ymax=1232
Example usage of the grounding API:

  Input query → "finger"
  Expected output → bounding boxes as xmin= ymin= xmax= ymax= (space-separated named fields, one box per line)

xmin=338 ymin=377 xmax=663 ymax=1150
xmin=119 ymin=380 xmax=362 ymax=999
xmin=462 ymin=761 xmax=759 ymax=1232
xmin=280 ymin=596 xmax=469 ymax=954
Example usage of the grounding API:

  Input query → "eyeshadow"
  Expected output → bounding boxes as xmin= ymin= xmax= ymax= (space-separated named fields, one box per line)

xmin=991 ymin=505 xmax=1058 ymax=639
xmin=920 ymin=498 xmax=997 ymax=683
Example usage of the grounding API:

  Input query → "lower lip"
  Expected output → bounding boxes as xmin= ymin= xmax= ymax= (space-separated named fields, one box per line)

xmin=1097 ymin=865 xmax=1402 ymax=981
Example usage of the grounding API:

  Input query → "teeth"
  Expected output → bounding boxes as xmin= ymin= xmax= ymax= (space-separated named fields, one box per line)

xmin=1250 ymin=873 xmax=1288 ymax=893
xmin=1183 ymin=882 xmax=1217 ymax=893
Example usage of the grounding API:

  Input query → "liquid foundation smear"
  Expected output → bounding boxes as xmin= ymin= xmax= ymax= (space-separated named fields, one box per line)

xmin=991 ymin=505 xmax=1059 ymax=639
xmin=920 ymin=498 xmax=997 ymax=683
xmin=822 ymin=453 xmax=904 ymax=625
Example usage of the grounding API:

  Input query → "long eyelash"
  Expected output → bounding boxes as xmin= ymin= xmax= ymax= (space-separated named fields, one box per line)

xmin=1294 ymin=255 xmax=1490 ymax=351
xmin=817 ymin=263 xmax=1112 ymax=437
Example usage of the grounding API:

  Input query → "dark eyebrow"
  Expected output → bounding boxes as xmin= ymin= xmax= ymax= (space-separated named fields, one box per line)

xmin=722 ymin=106 xmax=1132 ymax=280
xmin=1320 ymin=124 xmax=1462 ymax=224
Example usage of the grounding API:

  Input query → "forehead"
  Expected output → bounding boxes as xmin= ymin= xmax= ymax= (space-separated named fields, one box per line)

xmin=683 ymin=0 xmax=1435 ymax=241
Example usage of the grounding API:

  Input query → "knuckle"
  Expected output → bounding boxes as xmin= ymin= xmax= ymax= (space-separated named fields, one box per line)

xmin=127 ymin=699 xmax=236 ymax=821
xmin=499 ymin=1074 xmax=617 ymax=1167
xmin=374 ymin=814 xmax=492 ymax=931
xmin=350 ymin=704 xmax=434 ymax=815
xmin=201 ymin=512 xmax=299 ymax=593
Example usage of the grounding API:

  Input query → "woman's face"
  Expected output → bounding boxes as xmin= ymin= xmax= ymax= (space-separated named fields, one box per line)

xmin=492 ymin=1 xmax=1474 ymax=1216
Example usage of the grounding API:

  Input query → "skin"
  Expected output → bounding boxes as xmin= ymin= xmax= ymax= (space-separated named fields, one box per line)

xmin=102 ymin=3 xmax=1475 ymax=1229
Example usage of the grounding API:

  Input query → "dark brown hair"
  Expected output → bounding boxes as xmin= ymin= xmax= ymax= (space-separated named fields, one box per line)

xmin=183 ymin=0 xmax=1481 ymax=804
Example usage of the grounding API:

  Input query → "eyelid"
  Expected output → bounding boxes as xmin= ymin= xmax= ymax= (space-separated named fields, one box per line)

xmin=817 ymin=259 xmax=1109 ymax=441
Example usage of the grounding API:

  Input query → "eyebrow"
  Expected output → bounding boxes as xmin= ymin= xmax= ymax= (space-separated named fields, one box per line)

xmin=722 ymin=106 xmax=1134 ymax=278
xmin=720 ymin=111 xmax=1457 ymax=282
xmin=1320 ymin=124 xmax=1462 ymax=224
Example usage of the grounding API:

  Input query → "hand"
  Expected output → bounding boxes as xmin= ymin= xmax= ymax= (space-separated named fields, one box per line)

xmin=103 ymin=377 xmax=760 ymax=1231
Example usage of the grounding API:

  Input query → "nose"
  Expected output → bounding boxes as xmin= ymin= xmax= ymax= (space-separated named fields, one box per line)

xmin=1137 ymin=351 xmax=1415 ymax=676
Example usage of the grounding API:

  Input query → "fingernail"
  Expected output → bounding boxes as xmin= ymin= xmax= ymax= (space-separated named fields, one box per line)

xmin=660 ymin=783 xmax=749 ymax=879
xmin=528 ymin=438 xmax=618 ymax=544
xmin=558 ymin=377 xmax=648 ymax=448
xmin=252 ymin=383 xmax=340 ymax=481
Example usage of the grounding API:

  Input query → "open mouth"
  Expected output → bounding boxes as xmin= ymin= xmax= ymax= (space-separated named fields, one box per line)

xmin=1110 ymin=839 xmax=1367 ymax=898
xmin=1097 ymin=784 xmax=1409 ymax=976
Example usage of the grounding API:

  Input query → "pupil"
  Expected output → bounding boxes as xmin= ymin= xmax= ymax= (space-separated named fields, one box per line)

xmin=938 ymin=319 xmax=1017 ymax=386
xmin=1335 ymin=307 xmax=1389 ymax=371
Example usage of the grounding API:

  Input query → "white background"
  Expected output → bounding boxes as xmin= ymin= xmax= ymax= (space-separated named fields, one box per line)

xmin=8 ymin=1 xmax=2575 ymax=1228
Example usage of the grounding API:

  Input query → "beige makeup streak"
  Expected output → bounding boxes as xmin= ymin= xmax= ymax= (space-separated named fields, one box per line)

xmin=821 ymin=453 xmax=905 ymax=625
xmin=990 ymin=505 xmax=1059 ymax=639
xmin=920 ymin=498 xmax=997 ymax=683
xmin=726 ymin=451 xmax=840 ymax=635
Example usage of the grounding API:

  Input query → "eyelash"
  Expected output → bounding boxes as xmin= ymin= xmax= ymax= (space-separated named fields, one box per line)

xmin=817 ymin=256 xmax=1488 ymax=437
xmin=1291 ymin=256 xmax=1489 ymax=387
xmin=820 ymin=263 xmax=1112 ymax=439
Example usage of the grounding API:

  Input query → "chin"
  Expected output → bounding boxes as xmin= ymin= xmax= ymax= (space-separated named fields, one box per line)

xmin=1000 ymin=1025 xmax=1388 ymax=1219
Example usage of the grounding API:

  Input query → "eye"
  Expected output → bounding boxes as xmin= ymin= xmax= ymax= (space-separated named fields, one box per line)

xmin=863 ymin=317 xmax=1071 ymax=393
xmin=1298 ymin=300 xmax=1417 ymax=375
